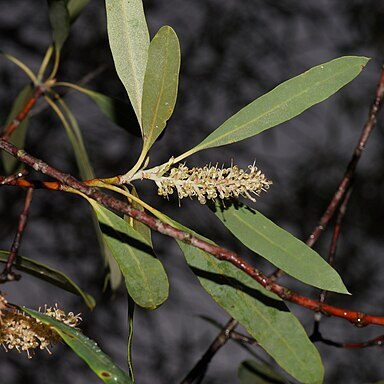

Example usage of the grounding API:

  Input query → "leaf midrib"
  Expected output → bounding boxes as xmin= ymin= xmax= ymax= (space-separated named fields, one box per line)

xmin=196 ymin=62 xmax=360 ymax=151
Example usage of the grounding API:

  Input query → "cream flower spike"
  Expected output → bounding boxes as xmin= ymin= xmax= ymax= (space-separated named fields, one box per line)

xmin=0 ymin=300 xmax=81 ymax=359
xmin=140 ymin=161 xmax=272 ymax=204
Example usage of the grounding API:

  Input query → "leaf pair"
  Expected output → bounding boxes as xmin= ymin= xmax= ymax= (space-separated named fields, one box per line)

xmin=106 ymin=0 xmax=181 ymax=163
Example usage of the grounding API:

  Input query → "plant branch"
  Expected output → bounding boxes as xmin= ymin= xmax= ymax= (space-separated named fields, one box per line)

xmin=307 ymin=66 xmax=384 ymax=247
xmin=311 ymin=329 xmax=384 ymax=349
xmin=0 ymin=187 xmax=34 ymax=283
xmin=1 ymin=85 xmax=45 ymax=140
xmin=181 ymin=318 xmax=238 ymax=384
xmin=271 ymin=65 xmax=384 ymax=280
xmin=2 ymin=140 xmax=384 ymax=326
xmin=319 ymin=186 xmax=353 ymax=305
xmin=0 ymin=170 xmax=29 ymax=185
xmin=312 ymin=186 xmax=353 ymax=334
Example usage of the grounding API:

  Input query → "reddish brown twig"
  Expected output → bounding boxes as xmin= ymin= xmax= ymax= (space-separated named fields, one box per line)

xmin=2 ymin=139 xmax=384 ymax=326
xmin=307 ymin=66 xmax=384 ymax=247
xmin=319 ymin=187 xmax=353 ymax=305
xmin=311 ymin=329 xmax=384 ymax=349
xmin=0 ymin=170 xmax=29 ymax=185
xmin=0 ymin=188 xmax=34 ymax=283
xmin=312 ymin=187 xmax=353 ymax=335
xmin=1 ymin=85 xmax=44 ymax=140
xmin=181 ymin=318 xmax=238 ymax=384
xmin=270 ymin=65 xmax=384 ymax=281
xmin=229 ymin=330 xmax=257 ymax=345
xmin=0 ymin=176 xmax=62 ymax=190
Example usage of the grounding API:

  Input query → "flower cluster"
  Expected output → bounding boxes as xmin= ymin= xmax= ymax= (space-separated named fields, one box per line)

xmin=0 ymin=302 xmax=81 ymax=359
xmin=150 ymin=162 xmax=272 ymax=204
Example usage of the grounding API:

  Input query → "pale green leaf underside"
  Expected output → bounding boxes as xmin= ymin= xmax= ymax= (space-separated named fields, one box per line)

xmin=147 ymin=208 xmax=323 ymax=383
xmin=213 ymin=203 xmax=349 ymax=294
xmin=187 ymin=56 xmax=369 ymax=155
xmin=0 ymin=251 xmax=95 ymax=309
xmin=90 ymin=201 xmax=169 ymax=309
xmin=105 ymin=0 xmax=149 ymax=126
xmin=23 ymin=309 xmax=132 ymax=384
xmin=141 ymin=25 xmax=180 ymax=154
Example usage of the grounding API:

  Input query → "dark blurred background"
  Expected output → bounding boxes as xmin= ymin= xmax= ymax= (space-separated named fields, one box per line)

xmin=1 ymin=0 xmax=384 ymax=383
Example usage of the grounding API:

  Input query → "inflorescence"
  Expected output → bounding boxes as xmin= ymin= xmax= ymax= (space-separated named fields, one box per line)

xmin=141 ymin=162 xmax=272 ymax=204
xmin=0 ymin=300 xmax=81 ymax=359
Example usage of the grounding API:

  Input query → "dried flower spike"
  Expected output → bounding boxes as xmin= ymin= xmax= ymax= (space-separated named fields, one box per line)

xmin=0 ymin=303 xmax=81 ymax=359
xmin=141 ymin=162 xmax=272 ymax=204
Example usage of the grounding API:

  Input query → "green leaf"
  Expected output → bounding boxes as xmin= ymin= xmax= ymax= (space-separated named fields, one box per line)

xmin=1 ymin=84 xmax=33 ymax=174
xmin=47 ymin=0 xmax=70 ymax=50
xmin=0 ymin=251 xmax=95 ymax=309
xmin=105 ymin=0 xmax=150 ymax=126
xmin=124 ymin=185 xmax=153 ymax=247
xmin=141 ymin=26 xmax=180 ymax=154
xmin=238 ymin=360 xmax=286 ymax=384
xmin=0 ymin=51 xmax=37 ymax=83
xmin=60 ymin=100 xmax=124 ymax=290
xmin=49 ymin=96 xmax=94 ymax=180
xmin=23 ymin=308 xmax=133 ymax=384
xmin=67 ymin=0 xmax=90 ymax=23
xmin=179 ymin=241 xmax=323 ymax=384
xmin=146 ymin=209 xmax=324 ymax=383
xmin=47 ymin=95 xmax=123 ymax=290
xmin=69 ymin=85 xmax=141 ymax=137
xmin=212 ymin=202 xmax=349 ymax=294
xmin=89 ymin=201 xmax=169 ymax=309
xmin=185 ymin=56 xmax=369 ymax=157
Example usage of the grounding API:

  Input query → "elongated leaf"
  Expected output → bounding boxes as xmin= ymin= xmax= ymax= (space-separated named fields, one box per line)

xmin=48 ymin=0 xmax=70 ymax=50
xmin=238 ymin=360 xmax=286 ymax=384
xmin=179 ymin=242 xmax=323 ymax=383
xmin=105 ymin=0 xmax=150 ymax=126
xmin=67 ymin=85 xmax=141 ymax=137
xmin=1 ymin=84 xmax=33 ymax=174
xmin=60 ymin=99 xmax=123 ymax=290
xmin=47 ymin=95 xmax=123 ymax=290
xmin=146 ymin=209 xmax=323 ymax=383
xmin=212 ymin=202 xmax=349 ymax=294
xmin=23 ymin=308 xmax=132 ymax=384
xmin=67 ymin=0 xmax=90 ymax=23
xmin=186 ymin=56 xmax=369 ymax=156
xmin=141 ymin=26 xmax=180 ymax=154
xmin=0 ymin=251 xmax=95 ymax=309
xmin=49 ymin=97 xmax=94 ymax=180
xmin=90 ymin=201 xmax=169 ymax=309
xmin=0 ymin=51 xmax=37 ymax=83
